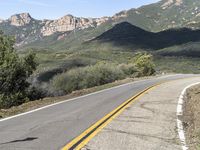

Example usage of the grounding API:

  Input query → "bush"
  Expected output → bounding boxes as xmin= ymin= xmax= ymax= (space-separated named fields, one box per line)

xmin=118 ymin=63 xmax=138 ymax=76
xmin=26 ymin=86 xmax=46 ymax=101
xmin=0 ymin=33 xmax=37 ymax=109
xmin=51 ymin=63 xmax=126 ymax=93
xmin=36 ymin=57 xmax=95 ymax=82
xmin=133 ymin=52 xmax=155 ymax=76
xmin=51 ymin=52 xmax=156 ymax=95
xmin=43 ymin=52 xmax=155 ymax=97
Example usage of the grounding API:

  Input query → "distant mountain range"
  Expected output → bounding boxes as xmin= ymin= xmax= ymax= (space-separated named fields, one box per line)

xmin=1 ymin=0 xmax=200 ymax=47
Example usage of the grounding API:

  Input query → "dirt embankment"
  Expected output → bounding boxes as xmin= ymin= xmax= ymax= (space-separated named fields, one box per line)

xmin=184 ymin=85 xmax=200 ymax=150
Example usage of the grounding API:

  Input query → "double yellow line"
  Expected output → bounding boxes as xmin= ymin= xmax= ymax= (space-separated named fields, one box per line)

xmin=62 ymin=83 xmax=160 ymax=150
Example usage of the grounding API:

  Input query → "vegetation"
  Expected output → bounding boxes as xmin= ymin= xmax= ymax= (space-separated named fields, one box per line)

xmin=0 ymin=32 xmax=37 ymax=109
xmin=51 ymin=52 xmax=154 ymax=94
xmin=51 ymin=63 xmax=125 ymax=94
xmin=133 ymin=52 xmax=155 ymax=76
xmin=154 ymin=56 xmax=200 ymax=74
xmin=0 ymin=31 xmax=155 ymax=109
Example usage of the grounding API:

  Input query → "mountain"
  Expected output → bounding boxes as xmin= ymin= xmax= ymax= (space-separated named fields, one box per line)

xmin=117 ymin=0 xmax=200 ymax=31
xmin=1 ymin=0 xmax=200 ymax=47
xmin=0 ymin=13 xmax=110 ymax=46
xmin=94 ymin=22 xmax=200 ymax=50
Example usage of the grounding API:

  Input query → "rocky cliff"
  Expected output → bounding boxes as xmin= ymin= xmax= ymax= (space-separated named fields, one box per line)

xmin=41 ymin=15 xmax=110 ymax=36
xmin=9 ymin=13 xmax=33 ymax=26
xmin=1 ymin=13 xmax=110 ymax=37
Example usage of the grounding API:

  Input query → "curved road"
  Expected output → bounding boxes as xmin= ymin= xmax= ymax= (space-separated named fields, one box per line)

xmin=0 ymin=74 xmax=198 ymax=150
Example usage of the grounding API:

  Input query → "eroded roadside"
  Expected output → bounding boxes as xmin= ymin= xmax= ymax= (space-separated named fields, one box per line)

xmin=183 ymin=84 xmax=200 ymax=150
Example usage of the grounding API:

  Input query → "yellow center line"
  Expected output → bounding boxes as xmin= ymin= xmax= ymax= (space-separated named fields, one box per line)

xmin=62 ymin=83 xmax=161 ymax=150
xmin=62 ymin=76 xmax=200 ymax=150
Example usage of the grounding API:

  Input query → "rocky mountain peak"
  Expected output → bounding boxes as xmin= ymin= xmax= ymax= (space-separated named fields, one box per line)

xmin=41 ymin=15 xmax=110 ymax=36
xmin=113 ymin=10 xmax=128 ymax=20
xmin=9 ymin=13 xmax=33 ymax=26
xmin=161 ymin=0 xmax=183 ymax=9
xmin=41 ymin=15 xmax=88 ymax=36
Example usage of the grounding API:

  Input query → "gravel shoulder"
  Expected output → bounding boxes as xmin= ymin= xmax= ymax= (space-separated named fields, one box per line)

xmin=184 ymin=84 xmax=200 ymax=150
xmin=83 ymin=77 xmax=200 ymax=150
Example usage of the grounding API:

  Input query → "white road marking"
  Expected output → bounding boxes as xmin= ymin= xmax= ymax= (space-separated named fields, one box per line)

xmin=0 ymin=75 xmax=178 ymax=122
xmin=177 ymin=82 xmax=200 ymax=150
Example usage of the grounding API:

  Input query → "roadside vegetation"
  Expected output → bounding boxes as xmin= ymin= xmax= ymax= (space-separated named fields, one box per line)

xmin=50 ymin=52 xmax=155 ymax=95
xmin=0 ymin=32 xmax=155 ymax=110
xmin=0 ymin=32 xmax=38 ymax=109
xmin=52 ymin=63 xmax=132 ymax=94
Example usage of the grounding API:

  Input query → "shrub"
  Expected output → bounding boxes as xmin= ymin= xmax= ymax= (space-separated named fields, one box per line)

xmin=46 ymin=52 xmax=156 ymax=96
xmin=26 ymin=86 xmax=46 ymax=101
xmin=51 ymin=63 xmax=125 ymax=93
xmin=0 ymin=33 xmax=37 ymax=109
xmin=133 ymin=52 xmax=155 ymax=76
xmin=118 ymin=63 xmax=138 ymax=76
xmin=37 ymin=57 xmax=95 ymax=82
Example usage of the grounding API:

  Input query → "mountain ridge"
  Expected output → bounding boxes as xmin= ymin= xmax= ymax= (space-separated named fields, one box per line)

xmin=1 ymin=0 xmax=200 ymax=47
xmin=93 ymin=22 xmax=200 ymax=50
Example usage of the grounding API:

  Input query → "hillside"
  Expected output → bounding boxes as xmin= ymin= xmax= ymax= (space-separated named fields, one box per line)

xmin=93 ymin=22 xmax=200 ymax=50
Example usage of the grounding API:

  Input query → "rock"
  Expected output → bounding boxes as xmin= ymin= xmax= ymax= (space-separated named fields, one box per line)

xmin=161 ymin=0 xmax=183 ymax=9
xmin=113 ymin=11 xmax=128 ymax=20
xmin=0 ymin=12 xmax=132 ymax=37
xmin=41 ymin=15 xmax=110 ymax=36
xmin=57 ymin=32 xmax=70 ymax=40
xmin=9 ymin=13 xmax=32 ymax=26
xmin=175 ymin=0 xmax=183 ymax=6
xmin=95 ymin=17 xmax=111 ymax=26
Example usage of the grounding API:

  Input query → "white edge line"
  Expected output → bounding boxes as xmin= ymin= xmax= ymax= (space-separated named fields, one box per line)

xmin=177 ymin=82 xmax=200 ymax=150
xmin=0 ymin=74 xmax=180 ymax=122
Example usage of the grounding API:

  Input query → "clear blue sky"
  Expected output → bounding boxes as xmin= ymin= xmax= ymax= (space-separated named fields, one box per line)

xmin=0 ymin=0 xmax=160 ymax=19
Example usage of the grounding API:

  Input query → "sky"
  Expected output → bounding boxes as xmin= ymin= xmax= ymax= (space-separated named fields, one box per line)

xmin=0 ymin=0 xmax=160 ymax=20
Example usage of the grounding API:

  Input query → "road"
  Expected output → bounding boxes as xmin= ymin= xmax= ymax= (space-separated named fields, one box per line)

xmin=84 ymin=76 xmax=200 ymax=150
xmin=0 ymin=74 xmax=198 ymax=150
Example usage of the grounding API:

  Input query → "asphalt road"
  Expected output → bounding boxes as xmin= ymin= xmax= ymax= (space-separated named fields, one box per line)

xmin=84 ymin=76 xmax=200 ymax=150
xmin=0 ymin=74 xmax=197 ymax=150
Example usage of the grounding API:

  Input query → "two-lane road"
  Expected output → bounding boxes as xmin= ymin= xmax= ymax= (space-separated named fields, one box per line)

xmin=0 ymin=74 xmax=198 ymax=150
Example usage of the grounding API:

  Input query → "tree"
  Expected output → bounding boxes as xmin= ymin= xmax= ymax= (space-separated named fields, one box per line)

xmin=133 ymin=52 xmax=155 ymax=76
xmin=0 ymin=32 xmax=37 ymax=109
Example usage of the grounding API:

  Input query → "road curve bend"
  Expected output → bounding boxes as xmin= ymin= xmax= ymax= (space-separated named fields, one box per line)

xmin=0 ymin=74 xmax=199 ymax=150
